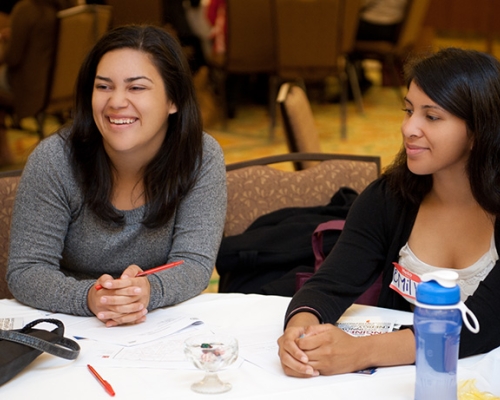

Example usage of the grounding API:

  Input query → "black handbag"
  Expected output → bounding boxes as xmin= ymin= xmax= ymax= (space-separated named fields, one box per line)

xmin=0 ymin=318 xmax=80 ymax=386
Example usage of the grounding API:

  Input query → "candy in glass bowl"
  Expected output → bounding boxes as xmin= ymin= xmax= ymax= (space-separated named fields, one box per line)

xmin=184 ymin=332 xmax=238 ymax=394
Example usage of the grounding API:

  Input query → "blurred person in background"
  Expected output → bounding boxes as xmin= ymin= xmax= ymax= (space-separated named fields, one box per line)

xmin=352 ymin=0 xmax=409 ymax=92
xmin=0 ymin=0 xmax=67 ymax=166
xmin=162 ymin=0 xmax=207 ymax=75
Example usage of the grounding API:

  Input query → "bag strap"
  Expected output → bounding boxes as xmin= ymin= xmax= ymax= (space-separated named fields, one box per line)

xmin=312 ymin=220 xmax=345 ymax=271
xmin=0 ymin=319 xmax=80 ymax=360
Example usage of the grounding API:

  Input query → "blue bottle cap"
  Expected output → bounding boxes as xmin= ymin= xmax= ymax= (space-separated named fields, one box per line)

xmin=416 ymin=280 xmax=460 ymax=305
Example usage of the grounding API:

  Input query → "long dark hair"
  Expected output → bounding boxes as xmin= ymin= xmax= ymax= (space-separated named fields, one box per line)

xmin=68 ymin=25 xmax=203 ymax=228
xmin=385 ymin=47 xmax=500 ymax=216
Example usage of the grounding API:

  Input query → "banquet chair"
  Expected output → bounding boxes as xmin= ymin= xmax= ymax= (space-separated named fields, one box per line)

xmin=106 ymin=0 xmax=162 ymax=27
xmin=224 ymin=152 xmax=380 ymax=237
xmin=37 ymin=4 xmax=112 ymax=134
xmin=351 ymin=0 xmax=431 ymax=102
xmin=0 ymin=170 xmax=22 ymax=299
xmin=213 ymin=0 xmax=277 ymax=136
xmin=271 ymin=0 xmax=363 ymax=138
xmin=276 ymin=82 xmax=322 ymax=170
xmin=220 ymin=152 xmax=381 ymax=296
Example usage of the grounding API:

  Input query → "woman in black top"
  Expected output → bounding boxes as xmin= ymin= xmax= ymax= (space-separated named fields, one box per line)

xmin=278 ymin=47 xmax=500 ymax=377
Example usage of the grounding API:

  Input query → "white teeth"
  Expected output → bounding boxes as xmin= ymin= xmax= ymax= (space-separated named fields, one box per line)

xmin=109 ymin=118 xmax=136 ymax=125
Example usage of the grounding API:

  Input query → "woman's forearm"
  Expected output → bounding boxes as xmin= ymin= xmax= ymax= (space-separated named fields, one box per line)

xmin=362 ymin=328 xmax=416 ymax=368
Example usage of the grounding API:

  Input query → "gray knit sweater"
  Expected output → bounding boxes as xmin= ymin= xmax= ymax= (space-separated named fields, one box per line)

xmin=7 ymin=131 xmax=227 ymax=316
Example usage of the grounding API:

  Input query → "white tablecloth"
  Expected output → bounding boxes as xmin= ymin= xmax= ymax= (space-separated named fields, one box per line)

xmin=1 ymin=293 xmax=499 ymax=399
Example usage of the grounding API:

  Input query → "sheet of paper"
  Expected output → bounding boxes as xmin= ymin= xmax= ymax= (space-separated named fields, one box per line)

xmin=0 ymin=299 xmax=49 ymax=325
xmin=335 ymin=316 xmax=395 ymax=337
xmin=0 ymin=317 xmax=25 ymax=330
xmin=52 ymin=309 xmax=203 ymax=346
xmin=80 ymin=325 xmax=244 ymax=370
xmin=225 ymin=325 xmax=284 ymax=375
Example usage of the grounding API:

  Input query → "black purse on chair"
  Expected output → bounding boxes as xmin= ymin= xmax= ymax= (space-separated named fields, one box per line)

xmin=0 ymin=318 xmax=80 ymax=386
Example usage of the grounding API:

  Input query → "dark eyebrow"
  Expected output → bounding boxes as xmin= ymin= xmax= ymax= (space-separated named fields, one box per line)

xmin=404 ymin=97 xmax=443 ymax=111
xmin=95 ymin=75 xmax=153 ymax=83
xmin=422 ymin=105 xmax=443 ymax=111
xmin=125 ymin=76 xmax=153 ymax=83
xmin=95 ymin=75 xmax=111 ymax=82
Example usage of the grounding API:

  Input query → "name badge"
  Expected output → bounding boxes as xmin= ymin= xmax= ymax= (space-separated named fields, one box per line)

xmin=390 ymin=262 xmax=421 ymax=303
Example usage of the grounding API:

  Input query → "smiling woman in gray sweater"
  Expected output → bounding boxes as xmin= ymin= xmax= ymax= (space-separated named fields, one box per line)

xmin=7 ymin=25 xmax=227 ymax=327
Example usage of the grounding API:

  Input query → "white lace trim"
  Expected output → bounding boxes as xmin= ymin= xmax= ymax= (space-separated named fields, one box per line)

xmin=398 ymin=236 xmax=498 ymax=302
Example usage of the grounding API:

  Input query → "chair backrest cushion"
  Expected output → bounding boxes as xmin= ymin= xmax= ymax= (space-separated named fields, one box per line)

xmin=278 ymin=83 xmax=321 ymax=169
xmin=46 ymin=5 xmax=112 ymax=114
xmin=273 ymin=0 xmax=341 ymax=79
xmin=225 ymin=158 xmax=378 ymax=236
xmin=397 ymin=0 xmax=431 ymax=51
xmin=226 ymin=0 xmax=275 ymax=72
xmin=339 ymin=0 xmax=362 ymax=54
xmin=106 ymin=0 xmax=162 ymax=27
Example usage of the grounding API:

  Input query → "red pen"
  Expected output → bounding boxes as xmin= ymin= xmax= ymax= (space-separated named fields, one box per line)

xmin=95 ymin=260 xmax=185 ymax=291
xmin=87 ymin=364 xmax=115 ymax=396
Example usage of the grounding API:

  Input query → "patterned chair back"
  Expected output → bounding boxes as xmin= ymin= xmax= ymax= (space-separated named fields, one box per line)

xmin=224 ymin=153 xmax=380 ymax=237
xmin=43 ymin=5 xmax=112 ymax=118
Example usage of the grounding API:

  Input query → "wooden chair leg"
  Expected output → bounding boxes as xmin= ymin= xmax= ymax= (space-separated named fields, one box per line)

xmin=0 ymin=109 xmax=14 ymax=166
xmin=346 ymin=60 xmax=365 ymax=115
xmin=0 ymin=108 xmax=6 ymax=130
xmin=35 ymin=112 xmax=45 ymax=140
xmin=268 ymin=75 xmax=281 ymax=142
xmin=339 ymin=71 xmax=348 ymax=140
xmin=10 ymin=113 xmax=21 ymax=130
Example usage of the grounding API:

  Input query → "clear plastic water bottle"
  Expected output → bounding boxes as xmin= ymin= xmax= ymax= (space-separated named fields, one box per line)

xmin=414 ymin=270 xmax=479 ymax=400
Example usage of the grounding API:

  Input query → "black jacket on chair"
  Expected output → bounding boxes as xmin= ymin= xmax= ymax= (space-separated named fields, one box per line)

xmin=216 ymin=187 xmax=358 ymax=296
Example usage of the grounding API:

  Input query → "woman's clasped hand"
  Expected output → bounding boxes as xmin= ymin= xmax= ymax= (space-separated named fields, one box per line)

xmin=89 ymin=264 xmax=151 ymax=327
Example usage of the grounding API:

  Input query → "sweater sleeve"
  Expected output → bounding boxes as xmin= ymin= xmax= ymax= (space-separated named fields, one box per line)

xmin=147 ymin=134 xmax=227 ymax=309
xmin=285 ymin=178 xmax=397 ymax=325
xmin=7 ymin=133 xmax=227 ymax=315
xmin=6 ymin=134 xmax=94 ymax=315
